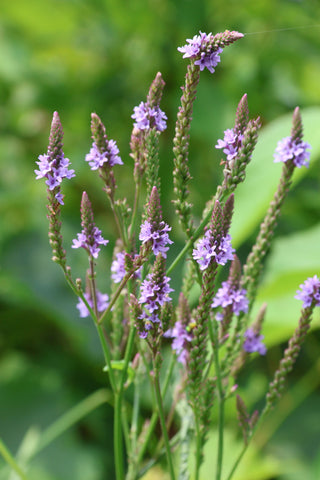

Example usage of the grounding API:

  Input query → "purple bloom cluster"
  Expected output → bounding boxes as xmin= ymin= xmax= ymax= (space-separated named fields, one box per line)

xmin=111 ymin=251 xmax=141 ymax=284
xmin=76 ymin=290 xmax=109 ymax=318
xmin=178 ymin=31 xmax=223 ymax=73
xmin=138 ymin=271 xmax=173 ymax=338
xmin=215 ymin=128 xmax=244 ymax=162
xmin=139 ymin=220 xmax=173 ymax=258
xmin=274 ymin=136 xmax=311 ymax=168
xmin=131 ymin=101 xmax=167 ymax=132
xmin=212 ymin=281 xmax=248 ymax=321
xmin=164 ymin=321 xmax=192 ymax=365
xmin=72 ymin=226 xmax=108 ymax=259
xmin=35 ymin=153 xmax=75 ymax=204
xmin=85 ymin=141 xmax=123 ymax=170
xmin=243 ymin=328 xmax=267 ymax=355
xmin=295 ymin=275 xmax=320 ymax=308
xmin=192 ymin=231 xmax=234 ymax=271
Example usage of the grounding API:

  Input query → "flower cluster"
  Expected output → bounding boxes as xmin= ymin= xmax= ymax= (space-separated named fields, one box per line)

xmin=192 ymin=231 xmax=234 ymax=271
xmin=164 ymin=321 xmax=192 ymax=365
xmin=243 ymin=328 xmax=267 ymax=355
xmin=273 ymin=136 xmax=311 ymax=168
xmin=35 ymin=153 xmax=75 ymax=204
xmin=132 ymin=101 xmax=167 ymax=132
xmin=215 ymin=128 xmax=244 ymax=162
xmin=72 ymin=226 xmax=108 ymax=259
xmin=178 ymin=31 xmax=223 ymax=73
xmin=138 ymin=256 xmax=173 ymax=338
xmin=76 ymin=290 xmax=109 ymax=318
xmin=212 ymin=281 xmax=249 ymax=321
xmin=111 ymin=251 xmax=141 ymax=284
xmin=295 ymin=275 xmax=320 ymax=308
xmin=139 ymin=220 xmax=173 ymax=258
xmin=85 ymin=140 xmax=123 ymax=170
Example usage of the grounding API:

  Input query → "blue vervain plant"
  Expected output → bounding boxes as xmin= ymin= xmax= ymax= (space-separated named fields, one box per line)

xmin=2 ymin=29 xmax=319 ymax=480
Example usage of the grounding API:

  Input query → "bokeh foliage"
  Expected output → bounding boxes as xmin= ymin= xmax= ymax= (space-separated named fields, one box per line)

xmin=0 ymin=1 xmax=320 ymax=479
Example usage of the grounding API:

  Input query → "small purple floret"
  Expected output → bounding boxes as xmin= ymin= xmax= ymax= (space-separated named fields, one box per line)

xmin=215 ymin=128 xmax=244 ymax=162
xmin=35 ymin=152 xmax=75 ymax=204
xmin=76 ymin=290 xmax=109 ymax=318
xmin=243 ymin=328 xmax=267 ymax=355
xmin=274 ymin=136 xmax=311 ymax=168
xmin=85 ymin=141 xmax=123 ymax=170
xmin=295 ymin=275 xmax=320 ymax=308
xmin=132 ymin=101 xmax=167 ymax=132
xmin=192 ymin=231 xmax=234 ymax=271
xmin=178 ymin=31 xmax=223 ymax=74
xmin=139 ymin=220 xmax=173 ymax=258
xmin=212 ymin=281 xmax=249 ymax=319
xmin=72 ymin=226 xmax=108 ymax=259
xmin=111 ymin=251 xmax=141 ymax=284
xmin=164 ymin=321 xmax=192 ymax=365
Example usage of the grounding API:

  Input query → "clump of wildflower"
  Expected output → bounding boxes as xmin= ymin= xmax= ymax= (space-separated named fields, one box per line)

xmin=35 ymin=153 xmax=75 ymax=205
xmin=274 ymin=136 xmax=311 ymax=168
xmin=72 ymin=192 xmax=109 ymax=259
xmin=85 ymin=140 xmax=123 ymax=170
xmin=243 ymin=328 xmax=266 ymax=355
xmin=192 ymin=231 xmax=234 ymax=271
xmin=164 ymin=320 xmax=192 ymax=365
xmin=132 ymin=101 xmax=167 ymax=132
xmin=111 ymin=251 xmax=142 ymax=283
xmin=77 ymin=290 xmax=109 ymax=318
xmin=212 ymin=281 xmax=248 ymax=321
xmin=295 ymin=275 xmax=320 ymax=308
xmin=215 ymin=128 xmax=244 ymax=162
xmin=178 ymin=31 xmax=223 ymax=73
xmin=138 ymin=254 xmax=173 ymax=337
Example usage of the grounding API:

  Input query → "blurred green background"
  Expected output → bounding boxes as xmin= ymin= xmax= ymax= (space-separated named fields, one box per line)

xmin=1 ymin=0 xmax=320 ymax=479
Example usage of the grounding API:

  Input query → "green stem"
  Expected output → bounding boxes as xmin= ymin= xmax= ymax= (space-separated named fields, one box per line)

xmin=153 ymin=372 xmax=176 ymax=480
xmin=194 ymin=415 xmax=202 ymax=480
xmin=136 ymin=354 xmax=176 ymax=467
xmin=0 ymin=438 xmax=30 ymax=480
xmin=128 ymin=180 xmax=141 ymax=242
xmin=114 ymin=393 xmax=125 ymax=480
xmin=210 ymin=319 xmax=225 ymax=480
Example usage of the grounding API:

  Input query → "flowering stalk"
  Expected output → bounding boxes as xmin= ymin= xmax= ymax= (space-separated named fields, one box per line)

xmin=241 ymin=107 xmax=311 ymax=309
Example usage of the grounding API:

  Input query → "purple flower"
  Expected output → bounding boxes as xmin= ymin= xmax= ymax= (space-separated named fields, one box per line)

xmin=139 ymin=220 xmax=173 ymax=258
xmin=295 ymin=275 xmax=320 ymax=308
xmin=139 ymin=273 xmax=173 ymax=312
xmin=212 ymin=281 xmax=248 ymax=320
xmin=85 ymin=141 xmax=123 ymax=170
xmin=192 ymin=231 xmax=234 ymax=271
xmin=215 ymin=128 xmax=244 ymax=162
xmin=35 ymin=152 xmax=75 ymax=204
xmin=273 ymin=136 xmax=311 ymax=168
xmin=194 ymin=48 xmax=222 ymax=73
xmin=178 ymin=31 xmax=211 ymax=58
xmin=243 ymin=328 xmax=267 ymax=355
xmin=164 ymin=321 xmax=192 ymax=365
xmin=72 ymin=226 xmax=108 ymax=259
xmin=178 ymin=31 xmax=223 ymax=74
xmin=76 ymin=290 xmax=109 ymax=318
xmin=111 ymin=251 xmax=141 ymax=283
xmin=132 ymin=101 xmax=167 ymax=132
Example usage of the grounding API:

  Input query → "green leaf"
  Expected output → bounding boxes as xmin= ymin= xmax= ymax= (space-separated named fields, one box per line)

xmin=103 ymin=360 xmax=135 ymax=383
xmin=230 ymin=107 xmax=320 ymax=247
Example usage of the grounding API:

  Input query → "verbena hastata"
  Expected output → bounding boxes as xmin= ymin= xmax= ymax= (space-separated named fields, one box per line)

xmin=28 ymin=29 xmax=318 ymax=480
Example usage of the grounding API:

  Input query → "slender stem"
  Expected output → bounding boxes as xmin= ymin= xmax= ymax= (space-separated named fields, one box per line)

xmin=194 ymin=415 xmax=202 ymax=480
xmin=128 ymin=180 xmax=141 ymax=242
xmin=210 ymin=319 xmax=225 ymax=480
xmin=136 ymin=354 xmax=176 ymax=466
xmin=152 ymin=373 xmax=176 ymax=480
xmin=0 ymin=438 xmax=30 ymax=480
xmin=114 ymin=393 xmax=125 ymax=480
